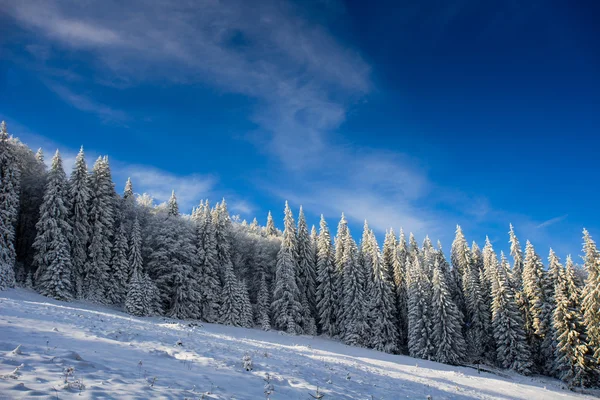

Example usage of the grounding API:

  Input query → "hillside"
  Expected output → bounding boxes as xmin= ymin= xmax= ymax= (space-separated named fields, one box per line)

xmin=0 ymin=288 xmax=597 ymax=400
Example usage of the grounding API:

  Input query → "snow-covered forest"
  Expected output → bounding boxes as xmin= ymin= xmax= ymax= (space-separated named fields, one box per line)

xmin=0 ymin=120 xmax=599 ymax=390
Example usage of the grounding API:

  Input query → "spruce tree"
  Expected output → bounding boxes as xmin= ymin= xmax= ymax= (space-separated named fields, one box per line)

xmin=508 ymin=224 xmax=524 ymax=291
xmin=460 ymin=239 xmax=490 ymax=363
xmin=85 ymin=156 xmax=115 ymax=302
xmin=240 ymin=280 xmax=254 ymax=328
xmin=581 ymin=229 xmax=600 ymax=366
xmin=256 ymin=272 xmax=272 ymax=330
xmin=366 ymin=231 xmax=398 ymax=353
xmin=522 ymin=240 xmax=552 ymax=370
xmin=271 ymin=202 xmax=303 ymax=334
xmin=296 ymin=206 xmax=317 ymax=331
xmin=219 ymin=258 xmax=244 ymax=326
xmin=431 ymin=256 xmax=467 ymax=365
xmin=451 ymin=225 xmax=470 ymax=315
xmin=393 ymin=229 xmax=409 ymax=351
xmin=266 ymin=211 xmax=277 ymax=237
xmin=0 ymin=121 xmax=20 ymax=290
xmin=106 ymin=222 xmax=129 ymax=304
xmin=407 ymin=253 xmax=434 ymax=360
xmin=167 ymin=190 xmax=179 ymax=216
xmin=67 ymin=147 xmax=91 ymax=299
xmin=126 ymin=267 xmax=145 ymax=317
xmin=32 ymin=151 xmax=73 ymax=300
xmin=213 ymin=199 xmax=234 ymax=284
xmin=196 ymin=203 xmax=221 ymax=322
xmin=333 ymin=213 xmax=350 ymax=336
xmin=553 ymin=256 xmax=593 ymax=388
xmin=126 ymin=217 xmax=145 ymax=316
xmin=316 ymin=215 xmax=336 ymax=336
xmin=490 ymin=250 xmax=532 ymax=374
xmin=382 ymin=229 xmax=397 ymax=284
xmin=341 ymin=232 xmax=367 ymax=346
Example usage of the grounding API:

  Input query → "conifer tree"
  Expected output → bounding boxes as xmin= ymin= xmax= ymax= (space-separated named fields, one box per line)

xmin=333 ymin=214 xmax=351 ymax=332
xmin=67 ymin=147 xmax=91 ymax=298
xmin=32 ymin=151 xmax=73 ymax=300
xmin=407 ymin=254 xmax=434 ymax=360
xmin=240 ymin=280 xmax=254 ymax=328
xmin=126 ymin=217 xmax=145 ymax=316
xmin=196 ymin=203 xmax=221 ymax=322
xmin=256 ymin=272 xmax=271 ymax=330
xmin=508 ymin=224 xmax=524 ymax=291
xmin=522 ymin=240 xmax=552 ymax=370
xmin=219 ymin=257 xmax=244 ymax=326
xmin=473 ymin=240 xmax=496 ymax=363
xmin=490 ymin=250 xmax=532 ymax=374
xmin=382 ymin=229 xmax=397 ymax=283
xmin=553 ymin=256 xmax=593 ymax=388
xmin=463 ymin=243 xmax=491 ymax=363
xmin=393 ymin=229 xmax=409 ymax=351
xmin=266 ymin=211 xmax=277 ymax=237
xmin=581 ymin=229 xmax=600 ymax=366
xmin=341 ymin=231 xmax=367 ymax=346
xmin=296 ymin=206 xmax=317 ymax=331
xmin=126 ymin=267 xmax=145 ymax=317
xmin=106 ymin=222 xmax=129 ymax=304
xmin=142 ymin=272 xmax=161 ymax=316
xmin=213 ymin=200 xmax=234 ymax=283
xmin=271 ymin=202 xmax=303 ymax=334
xmin=0 ymin=121 xmax=20 ymax=290
xmin=367 ymin=231 xmax=398 ymax=353
xmin=451 ymin=225 xmax=470 ymax=315
xmin=431 ymin=257 xmax=467 ymax=365
xmin=85 ymin=156 xmax=116 ymax=302
xmin=167 ymin=190 xmax=179 ymax=216
xmin=249 ymin=217 xmax=259 ymax=234
xmin=316 ymin=215 xmax=336 ymax=336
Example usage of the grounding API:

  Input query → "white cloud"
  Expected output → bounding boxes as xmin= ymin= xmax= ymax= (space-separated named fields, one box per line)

xmin=537 ymin=214 xmax=568 ymax=229
xmin=45 ymin=82 xmax=128 ymax=123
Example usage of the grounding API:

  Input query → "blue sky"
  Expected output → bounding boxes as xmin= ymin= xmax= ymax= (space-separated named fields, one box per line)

xmin=1 ymin=0 xmax=599 ymax=260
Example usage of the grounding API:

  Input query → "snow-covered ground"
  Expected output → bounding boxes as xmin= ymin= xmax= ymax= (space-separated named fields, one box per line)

xmin=0 ymin=288 xmax=597 ymax=400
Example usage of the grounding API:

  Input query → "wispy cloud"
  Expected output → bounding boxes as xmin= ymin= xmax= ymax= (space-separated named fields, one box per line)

xmin=45 ymin=81 xmax=128 ymax=123
xmin=537 ymin=214 xmax=568 ymax=229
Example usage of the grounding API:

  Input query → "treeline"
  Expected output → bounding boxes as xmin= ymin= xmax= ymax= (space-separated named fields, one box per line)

xmin=0 ymin=121 xmax=598 ymax=389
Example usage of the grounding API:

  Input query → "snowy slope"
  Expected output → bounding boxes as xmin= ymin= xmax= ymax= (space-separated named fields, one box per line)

xmin=0 ymin=288 xmax=597 ymax=400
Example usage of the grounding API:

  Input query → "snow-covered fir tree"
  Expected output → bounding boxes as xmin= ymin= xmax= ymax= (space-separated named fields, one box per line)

xmin=333 ymin=214 xmax=351 ymax=335
xmin=366 ymin=229 xmax=398 ymax=353
xmin=195 ymin=202 xmax=221 ymax=322
xmin=218 ymin=256 xmax=244 ymax=326
xmin=341 ymin=230 xmax=367 ymax=346
xmin=32 ymin=151 xmax=73 ymax=300
xmin=508 ymin=224 xmax=524 ymax=291
xmin=240 ymin=280 xmax=254 ymax=328
xmin=84 ymin=156 xmax=115 ymax=302
xmin=126 ymin=217 xmax=145 ymax=316
xmin=581 ymin=229 xmax=600 ymax=367
xmin=126 ymin=267 xmax=145 ymax=317
xmin=213 ymin=199 xmax=234 ymax=283
xmin=296 ymin=206 xmax=317 ymax=332
xmin=167 ymin=190 xmax=179 ymax=216
xmin=463 ymin=241 xmax=492 ymax=363
xmin=490 ymin=249 xmax=532 ymax=374
xmin=522 ymin=240 xmax=552 ymax=371
xmin=265 ymin=211 xmax=277 ymax=237
xmin=271 ymin=202 xmax=303 ymax=334
xmin=382 ymin=228 xmax=397 ymax=287
xmin=316 ymin=215 xmax=336 ymax=336
xmin=393 ymin=228 xmax=409 ymax=351
xmin=256 ymin=272 xmax=271 ymax=330
xmin=67 ymin=147 xmax=91 ymax=298
xmin=0 ymin=121 xmax=20 ymax=290
xmin=553 ymin=256 xmax=593 ymax=388
xmin=407 ymin=253 xmax=434 ymax=360
xmin=106 ymin=222 xmax=129 ymax=304
xmin=450 ymin=225 xmax=470 ymax=316
xmin=431 ymin=256 xmax=467 ymax=365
